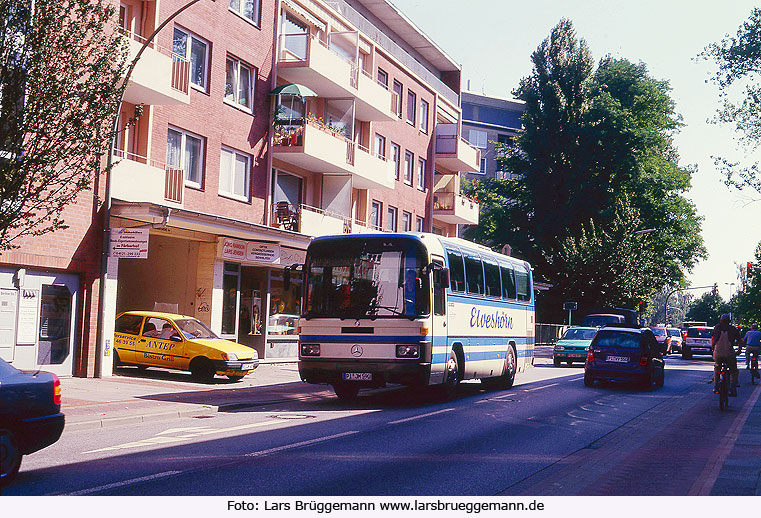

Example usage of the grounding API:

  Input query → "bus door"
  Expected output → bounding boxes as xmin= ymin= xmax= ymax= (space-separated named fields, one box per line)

xmin=431 ymin=257 xmax=448 ymax=376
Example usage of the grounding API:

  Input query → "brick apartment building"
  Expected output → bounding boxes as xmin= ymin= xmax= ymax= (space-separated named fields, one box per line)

xmin=0 ymin=0 xmax=480 ymax=377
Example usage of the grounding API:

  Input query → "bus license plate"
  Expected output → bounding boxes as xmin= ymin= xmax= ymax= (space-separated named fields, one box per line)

xmin=607 ymin=355 xmax=628 ymax=363
xmin=343 ymin=372 xmax=372 ymax=381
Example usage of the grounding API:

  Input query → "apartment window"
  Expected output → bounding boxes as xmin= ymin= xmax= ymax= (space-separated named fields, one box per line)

xmin=497 ymin=134 xmax=512 ymax=145
xmin=390 ymin=143 xmax=401 ymax=180
xmin=387 ymin=206 xmax=397 ymax=232
xmin=167 ymin=127 xmax=204 ymax=188
xmin=420 ymin=99 xmax=429 ymax=133
xmin=377 ymin=68 xmax=388 ymax=89
xmin=173 ymin=27 xmax=209 ymax=91
xmin=370 ymin=200 xmax=381 ymax=229
xmin=417 ymin=158 xmax=426 ymax=190
xmin=479 ymin=157 xmax=487 ymax=175
xmin=229 ymin=0 xmax=260 ymax=25
xmin=404 ymin=150 xmax=413 ymax=185
xmin=119 ymin=3 xmax=129 ymax=31
xmin=374 ymin=133 xmax=386 ymax=159
xmin=406 ymin=90 xmax=416 ymax=125
xmin=393 ymin=81 xmax=403 ymax=118
xmin=468 ymin=129 xmax=488 ymax=149
xmin=219 ymin=146 xmax=250 ymax=201
xmin=416 ymin=216 xmax=424 ymax=232
xmin=225 ymin=57 xmax=254 ymax=112
xmin=402 ymin=211 xmax=411 ymax=232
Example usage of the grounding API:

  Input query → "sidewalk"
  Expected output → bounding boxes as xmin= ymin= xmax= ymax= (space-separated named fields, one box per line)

xmin=59 ymin=361 xmax=304 ymax=431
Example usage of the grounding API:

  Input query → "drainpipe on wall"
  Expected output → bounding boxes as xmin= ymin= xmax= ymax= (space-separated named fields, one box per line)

xmin=264 ymin=1 xmax=282 ymax=227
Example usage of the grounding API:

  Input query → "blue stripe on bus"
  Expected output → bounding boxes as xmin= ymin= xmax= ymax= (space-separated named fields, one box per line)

xmin=446 ymin=293 xmax=535 ymax=309
xmin=299 ymin=335 xmax=429 ymax=343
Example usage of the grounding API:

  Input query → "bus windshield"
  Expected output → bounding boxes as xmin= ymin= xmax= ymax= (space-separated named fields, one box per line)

xmin=305 ymin=238 xmax=430 ymax=319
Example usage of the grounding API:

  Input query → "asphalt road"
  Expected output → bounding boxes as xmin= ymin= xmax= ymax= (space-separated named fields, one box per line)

xmin=5 ymin=351 xmax=757 ymax=497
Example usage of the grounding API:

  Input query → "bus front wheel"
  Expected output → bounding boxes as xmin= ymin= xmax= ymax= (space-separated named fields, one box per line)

xmin=440 ymin=351 xmax=460 ymax=400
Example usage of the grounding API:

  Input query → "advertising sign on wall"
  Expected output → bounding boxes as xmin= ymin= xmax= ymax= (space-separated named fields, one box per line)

xmin=110 ymin=228 xmax=150 ymax=258
xmin=219 ymin=238 xmax=282 ymax=265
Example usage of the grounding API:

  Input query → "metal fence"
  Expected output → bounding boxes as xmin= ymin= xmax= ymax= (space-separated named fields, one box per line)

xmin=535 ymin=323 xmax=568 ymax=346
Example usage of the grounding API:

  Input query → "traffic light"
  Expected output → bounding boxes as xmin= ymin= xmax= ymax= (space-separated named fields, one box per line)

xmin=748 ymin=262 xmax=755 ymax=277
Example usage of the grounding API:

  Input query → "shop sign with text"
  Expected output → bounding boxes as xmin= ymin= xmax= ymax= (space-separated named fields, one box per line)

xmin=219 ymin=238 xmax=281 ymax=265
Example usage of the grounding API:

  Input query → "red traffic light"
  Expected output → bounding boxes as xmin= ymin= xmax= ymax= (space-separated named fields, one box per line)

xmin=748 ymin=262 xmax=754 ymax=269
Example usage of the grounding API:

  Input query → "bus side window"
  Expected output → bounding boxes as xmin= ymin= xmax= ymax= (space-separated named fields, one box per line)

xmin=446 ymin=249 xmax=465 ymax=292
xmin=500 ymin=264 xmax=516 ymax=300
xmin=515 ymin=265 xmax=531 ymax=301
xmin=433 ymin=260 xmax=446 ymax=316
xmin=483 ymin=260 xmax=501 ymax=298
xmin=464 ymin=253 xmax=484 ymax=296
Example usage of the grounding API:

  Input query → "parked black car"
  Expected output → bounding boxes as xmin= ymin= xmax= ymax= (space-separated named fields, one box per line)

xmin=584 ymin=325 xmax=665 ymax=390
xmin=0 ymin=358 xmax=65 ymax=486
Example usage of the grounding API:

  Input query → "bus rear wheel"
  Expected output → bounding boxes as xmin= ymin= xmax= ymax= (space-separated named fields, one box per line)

xmin=484 ymin=346 xmax=516 ymax=390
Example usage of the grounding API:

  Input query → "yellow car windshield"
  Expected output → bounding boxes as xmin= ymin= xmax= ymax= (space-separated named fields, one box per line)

xmin=175 ymin=318 xmax=218 ymax=340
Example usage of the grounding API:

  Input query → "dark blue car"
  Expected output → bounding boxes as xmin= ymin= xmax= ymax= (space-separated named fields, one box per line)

xmin=584 ymin=326 xmax=665 ymax=390
xmin=0 ymin=358 xmax=65 ymax=486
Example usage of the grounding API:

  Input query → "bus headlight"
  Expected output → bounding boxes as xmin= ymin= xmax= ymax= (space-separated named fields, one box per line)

xmin=301 ymin=344 xmax=320 ymax=356
xmin=396 ymin=345 xmax=420 ymax=358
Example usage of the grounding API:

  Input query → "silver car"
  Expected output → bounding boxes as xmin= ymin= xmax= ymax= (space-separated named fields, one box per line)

xmin=667 ymin=328 xmax=683 ymax=353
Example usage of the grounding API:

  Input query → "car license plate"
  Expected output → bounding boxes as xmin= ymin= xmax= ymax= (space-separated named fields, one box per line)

xmin=343 ymin=372 xmax=372 ymax=381
xmin=569 ymin=353 xmax=584 ymax=358
xmin=241 ymin=363 xmax=254 ymax=370
xmin=607 ymin=355 xmax=628 ymax=363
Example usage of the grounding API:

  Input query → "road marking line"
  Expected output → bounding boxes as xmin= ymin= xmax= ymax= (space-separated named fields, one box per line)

xmin=689 ymin=384 xmax=761 ymax=495
xmin=245 ymin=431 xmax=360 ymax=457
xmin=524 ymin=383 xmax=559 ymax=392
xmin=388 ymin=408 xmax=455 ymax=425
xmin=62 ymin=470 xmax=183 ymax=496
xmin=83 ymin=419 xmax=283 ymax=454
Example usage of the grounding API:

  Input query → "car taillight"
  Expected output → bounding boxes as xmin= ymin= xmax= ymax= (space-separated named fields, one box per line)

xmin=586 ymin=349 xmax=594 ymax=362
xmin=640 ymin=354 xmax=649 ymax=366
xmin=52 ymin=374 xmax=61 ymax=406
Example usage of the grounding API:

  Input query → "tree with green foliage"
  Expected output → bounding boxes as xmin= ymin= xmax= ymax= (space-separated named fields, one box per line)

xmin=0 ymin=0 xmax=128 ymax=249
xmin=685 ymin=285 xmax=729 ymax=325
xmin=731 ymin=242 xmax=761 ymax=326
xmin=464 ymin=19 xmax=705 ymax=322
xmin=702 ymin=7 xmax=761 ymax=193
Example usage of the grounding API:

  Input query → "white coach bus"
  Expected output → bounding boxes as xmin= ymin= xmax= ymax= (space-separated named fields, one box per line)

xmin=294 ymin=233 xmax=535 ymax=400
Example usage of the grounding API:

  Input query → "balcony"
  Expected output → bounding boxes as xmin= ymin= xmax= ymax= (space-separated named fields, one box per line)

xmin=111 ymin=150 xmax=184 ymax=208
xmin=270 ymin=203 xmax=391 ymax=237
xmin=435 ymin=123 xmax=481 ymax=172
xmin=433 ymin=192 xmax=479 ymax=225
xmin=272 ymin=120 xmax=394 ymax=190
xmin=277 ymin=32 xmax=395 ymax=121
xmin=122 ymin=31 xmax=190 ymax=106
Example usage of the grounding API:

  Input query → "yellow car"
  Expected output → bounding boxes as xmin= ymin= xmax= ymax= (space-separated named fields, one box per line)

xmin=113 ymin=311 xmax=259 ymax=382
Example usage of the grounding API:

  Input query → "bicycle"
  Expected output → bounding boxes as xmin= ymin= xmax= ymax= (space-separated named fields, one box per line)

xmin=717 ymin=360 xmax=730 ymax=411
xmin=749 ymin=350 xmax=759 ymax=385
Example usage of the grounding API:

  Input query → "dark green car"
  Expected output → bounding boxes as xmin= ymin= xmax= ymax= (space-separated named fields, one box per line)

xmin=553 ymin=327 xmax=598 ymax=366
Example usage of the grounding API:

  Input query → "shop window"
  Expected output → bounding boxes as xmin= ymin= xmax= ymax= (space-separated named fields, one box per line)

xmin=222 ymin=262 xmax=240 ymax=335
xmin=38 ymin=285 xmax=72 ymax=365
xmin=268 ymin=270 xmax=302 ymax=336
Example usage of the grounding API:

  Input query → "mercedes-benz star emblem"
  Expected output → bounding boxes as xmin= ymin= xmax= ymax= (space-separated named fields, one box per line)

xmin=355 ymin=320 xmax=361 ymax=327
xmin=351 ymin=345 xmax=363 ymax=357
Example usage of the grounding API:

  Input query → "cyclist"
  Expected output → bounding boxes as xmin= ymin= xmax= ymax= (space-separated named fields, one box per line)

xmin=713 ymin=314 xmax=744 ymax=396
xmin=744 ymin=324 xmax=761 ymax=376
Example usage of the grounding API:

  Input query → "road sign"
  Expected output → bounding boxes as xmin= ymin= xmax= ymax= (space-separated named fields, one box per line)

xmin=563 ymin=302 xmax=578 ymax=311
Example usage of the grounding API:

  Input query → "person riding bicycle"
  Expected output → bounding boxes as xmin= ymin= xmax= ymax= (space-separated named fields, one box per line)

xmin=712 ymin=314 xmax=744 ymax=396
xmin=744 ymin=324 xmax=761 ymax=376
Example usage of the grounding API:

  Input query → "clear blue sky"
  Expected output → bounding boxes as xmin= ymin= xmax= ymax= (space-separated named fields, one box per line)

xmin=392 ymin=0 xmax=759 ymax=301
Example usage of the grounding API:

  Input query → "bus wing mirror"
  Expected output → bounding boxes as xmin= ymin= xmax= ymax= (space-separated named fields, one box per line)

xmin=283 ymin=263 xmax=302 ymax=291
xmin=441 ymin=268 xmax=450 ymax=290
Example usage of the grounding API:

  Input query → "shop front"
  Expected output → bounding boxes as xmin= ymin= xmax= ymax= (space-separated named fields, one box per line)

xmin=0 ymin=267 xmax=79 ymax=377
xmin=218 ymin=237 xmax=306 ymax=360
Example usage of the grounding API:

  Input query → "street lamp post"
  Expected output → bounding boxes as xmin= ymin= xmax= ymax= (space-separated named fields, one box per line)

xmin=95 ymin=0 xmax=204 ymax=377
xmin=663 ymin=285 xmax=716 ymax=327
xmin=725 ymin=282 xmax=736 ymax=321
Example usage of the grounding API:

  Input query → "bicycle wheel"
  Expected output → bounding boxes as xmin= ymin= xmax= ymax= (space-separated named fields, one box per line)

xmin=719 ymin=374 xmax=728 ymax=411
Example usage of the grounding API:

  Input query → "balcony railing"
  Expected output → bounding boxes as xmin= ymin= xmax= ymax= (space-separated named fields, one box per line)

xmin=433 ymin=191 xmax=478 ymax=211
xmin=121 ymin=29 xmax=190 ymax=95
xmin=112 ymin=148 xmax=184 ymax=204
xmin=269 ymin=202 xmax=394 ymax=236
